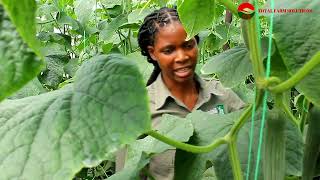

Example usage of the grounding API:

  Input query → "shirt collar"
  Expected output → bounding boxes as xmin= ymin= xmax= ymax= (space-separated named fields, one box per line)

xmin=152 ymin=73 xmax=224 ymax=110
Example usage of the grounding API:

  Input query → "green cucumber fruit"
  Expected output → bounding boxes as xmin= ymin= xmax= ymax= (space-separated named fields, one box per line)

xmin=302 ymin=105 xmax=320 ymax=180
xmin=263 ymin=109 xmax=286 ymax=180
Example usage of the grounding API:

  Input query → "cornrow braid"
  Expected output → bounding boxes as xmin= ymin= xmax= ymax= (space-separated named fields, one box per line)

xmin=138 ymin=7 xmax=199 ymax=86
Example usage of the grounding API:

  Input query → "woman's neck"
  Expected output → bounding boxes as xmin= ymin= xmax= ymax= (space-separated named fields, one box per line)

xmin=161 ymin=74 xmax=199 ymax=110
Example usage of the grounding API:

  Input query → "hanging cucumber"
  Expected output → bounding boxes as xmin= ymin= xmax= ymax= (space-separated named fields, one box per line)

xmin=302 ymin=105 xmax=320 ymax=180
xmin=263 ymin=108 xmax=286 ymax=180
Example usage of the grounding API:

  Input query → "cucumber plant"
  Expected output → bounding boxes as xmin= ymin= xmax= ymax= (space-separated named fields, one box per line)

xmin=0 ymin=0 xmax=319 ymax=180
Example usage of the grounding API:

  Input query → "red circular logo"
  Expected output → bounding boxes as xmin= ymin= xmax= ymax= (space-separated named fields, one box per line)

xmin=238 ymin=2 xmax=255 ymax=19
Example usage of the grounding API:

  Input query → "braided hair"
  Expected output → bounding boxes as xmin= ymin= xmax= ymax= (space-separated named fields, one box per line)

xmin=138 ymin=7 xmax=199 ymax=86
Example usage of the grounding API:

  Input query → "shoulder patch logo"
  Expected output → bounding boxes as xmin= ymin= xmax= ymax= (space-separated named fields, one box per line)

xmin=208 ymin=104 xmax=225 ymax=114
xmin=216 ymin=104 xmax=225 ymax=114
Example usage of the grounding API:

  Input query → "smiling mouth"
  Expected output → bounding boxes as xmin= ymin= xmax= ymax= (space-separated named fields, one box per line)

xmin=174 ymin=67 xmax=193 ymax=78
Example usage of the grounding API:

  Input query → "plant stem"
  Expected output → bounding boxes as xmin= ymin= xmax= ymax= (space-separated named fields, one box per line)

xmin=229 ymin=104 xmax=253 ymax=137
xmin=37 ymin=19 xmax=55 ymax=24
xmin=147 ymin=130 xmax=228 ymax=153
xmin=279 ymin=96 xmax=300 ymax=128
xmin=255 ymin=89 xmax=264 ymax=108
xmin=141 ymin=0 xmax=152 ymax=13
xmin=116 ymin=30 xmax=126 ymax=55
xmin=256 ymin=76 xmax=282 ymax=90
xmin=127 ymin=29 xmax=132 ymax=53
xmin=223 ymin=10 xmax=232 ymax=51
xmin=228 ymin=138 xmax=244 ymax=180
xmin=300 ymin=98 xmax=310 ymax=133
xmin=247 ymin=19 xmax=264 ymax=80
xmin=241 ymin=20 xmax=250 ymax=49
xmin=269 ymin=51 xmax=320 ymax=93
xmin=217 ymin=0 xmax=238 ymax=15
xmin=50 ymin=13 xmax=63 ymax=34
xmin=229 ymin=87 xmax=264 ymax=138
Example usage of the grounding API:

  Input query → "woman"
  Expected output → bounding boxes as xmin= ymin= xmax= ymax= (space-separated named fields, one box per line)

xmin=118 ymin=7 xmax=245 ymax=179
xmin=139 ymin=7 xmax=245 ymax=127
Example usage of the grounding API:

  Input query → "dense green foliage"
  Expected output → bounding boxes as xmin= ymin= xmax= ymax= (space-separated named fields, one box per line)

xmin=0 ymin=0 xmax=319 ymax=179
xmin=0 ymin=54 xmax=150 ymax=179
xmin=0 ymin=5 xmax=43 ymax=101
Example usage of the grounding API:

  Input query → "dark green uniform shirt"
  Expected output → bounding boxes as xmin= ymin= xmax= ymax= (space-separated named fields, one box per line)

xmin=146 ymin=73 xmax=245 ymax=180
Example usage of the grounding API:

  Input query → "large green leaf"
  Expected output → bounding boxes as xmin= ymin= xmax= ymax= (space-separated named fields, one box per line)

xmin=37 ymin=3 xmax=59 ymax=18
xmin=269 ymin=43 xmax=290 ymax=82
xmin=38 ymin=55 xmax=70 ymax=89
xmin=126 ymin=52 xmax=153 ymax=84
xmin=40 ymin=42 xmax=69 ymax=57
xmin=8 ymin=78 xmax=46 ymax=99
xmin=74 ymin=0 xmax=95 ymax=24
xmin=54 ymin=0 xmax=74 ymax=11
xmin=38 ymin=32 xmax=72 ymax=49
xmin=201 ymin=46 xmax=252 ymax=88
xmin=119 ymin=8 xmax=154 ymax=30
xmin=100 ymin=0 xmax=122 ymax=9
xmin=177 ymin=0 xmax=215 ymax=40
xmin=201 ymin=38 xmax=275 ymax=88
xmin=0 ymin=54 xmax=150 ymax=180
xmin=200 ymin=24 xmax=241 ymax=53
xmin=231 ymin=82 xmax=255 ymax=104
xmin=56 ymin=11 xmax=80 ymax=31
xmin=99 ymin=14 xmax=128 ymax=43
xmin=64 ymin=58 xmax=79 ymax=77
xmin=0 ymin=6 xmax=43 ymax=101
xmin=0 ymin=0 xmax=41 ymax=55
xmin=272 ymin=0 xmax=320 ymax=106
xmin=175 ymin=110 xmax=303 ymax=179
xmin=203 ymin=33 xmax=227 ymax=53
xmin=266 ymin=44 xmax=292 ymax=105
xmin=202 ymin=167 xmax=218 ymax=180
xmin=136 ymin=115 xmax=194 ymax=154
xmin=109 ymin=151 xmax=149 ymax=180
xmin=110 ymin=114 xmax=194 ymax=180
xmin=174 ymin=110 xmax=240 ymax=180
xmin=127 ymin=8 xmax=153 ymax=24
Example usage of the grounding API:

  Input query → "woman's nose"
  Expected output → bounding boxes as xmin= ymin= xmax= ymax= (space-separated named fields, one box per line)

xmin=175 ymin=49 xmax=189 ymax=62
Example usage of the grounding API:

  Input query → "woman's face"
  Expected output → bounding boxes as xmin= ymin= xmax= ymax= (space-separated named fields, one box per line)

xmin=148 ymin=22 xmax=198 ymax=84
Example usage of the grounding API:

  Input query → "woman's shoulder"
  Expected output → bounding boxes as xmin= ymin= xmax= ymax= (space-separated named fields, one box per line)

xmin=199 ymin=77 xmax=247 ymax=112
xmin=146 ymin=78 xmax=159 ymax=109
xmin=146 ymin=86 xmax=156 ymax=111
xmin=197 ymin=76 xmax=229 ymax=95
xmin=146 ymin=78 xmax=157 ymax=98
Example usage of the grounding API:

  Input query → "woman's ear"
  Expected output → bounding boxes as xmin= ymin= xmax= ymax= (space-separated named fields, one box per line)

xmin=147 ymin=46 xmax=157 ymax=61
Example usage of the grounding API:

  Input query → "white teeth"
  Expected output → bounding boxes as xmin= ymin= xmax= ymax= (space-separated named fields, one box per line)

xmin=177 ymin=68 xmax=188 ymax=72
xmin=175 ymin=67 xmax=191 ymax=77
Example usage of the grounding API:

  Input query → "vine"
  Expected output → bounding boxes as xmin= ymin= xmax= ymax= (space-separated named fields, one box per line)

xmin=144 ymin=0 xmax=320 ymax=179
xmin=1 ymin=0 xmax=319 ymax=179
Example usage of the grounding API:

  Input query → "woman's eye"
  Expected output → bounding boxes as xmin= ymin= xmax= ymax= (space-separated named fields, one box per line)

xmin=184 ymin=41 xmax=195 ymax=49
xmin=162 ymin=48 xmax=173 ymax=54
